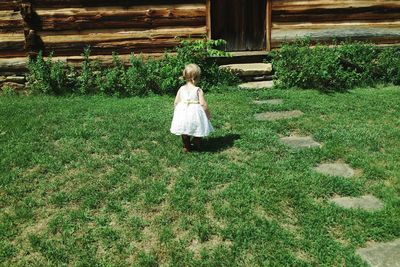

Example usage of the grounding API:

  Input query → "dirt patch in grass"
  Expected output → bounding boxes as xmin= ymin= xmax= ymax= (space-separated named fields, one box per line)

xmin=294 ymin=249 xmax=314 ymax=264
xmin=220 ymin=147 xmax=250 ymax=163
xmin=328 ymin=225 xmax=350 ymax=246
xmin=254 ymin=205 xmax=274 ymax=221
xmin=188 ymin=235 xmax=232 ymax=259
xmin=205 ymin=203 xmax=227 ymax=229
xmin=209 ymin=183 xmax=231 ymax=196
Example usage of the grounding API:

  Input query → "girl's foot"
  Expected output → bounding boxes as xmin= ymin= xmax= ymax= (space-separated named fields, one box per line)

xmin=182 ymin=135 xmax=191 ymax=153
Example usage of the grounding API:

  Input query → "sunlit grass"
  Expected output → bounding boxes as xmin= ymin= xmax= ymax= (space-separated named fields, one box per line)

xmin=1 ymin=86 xmax=399 ymax=266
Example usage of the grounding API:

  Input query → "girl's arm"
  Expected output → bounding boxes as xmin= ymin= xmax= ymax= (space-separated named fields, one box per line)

xmin=198 ymin=89 xmax=211 ymax=119
xmin=174 ymin=89 xmax=181 ymax=107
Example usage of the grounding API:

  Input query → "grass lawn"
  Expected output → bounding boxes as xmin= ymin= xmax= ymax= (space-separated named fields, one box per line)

xmin=1 ymin=86 xmax=399 ymax=266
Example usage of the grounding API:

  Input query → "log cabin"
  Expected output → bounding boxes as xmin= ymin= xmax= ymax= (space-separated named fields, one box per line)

xmin=0 ymin=0 xmax=399 ymax=73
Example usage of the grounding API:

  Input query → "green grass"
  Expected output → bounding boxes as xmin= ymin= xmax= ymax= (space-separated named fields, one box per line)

xmin=1 ymin=86 xmax=399 ymax=266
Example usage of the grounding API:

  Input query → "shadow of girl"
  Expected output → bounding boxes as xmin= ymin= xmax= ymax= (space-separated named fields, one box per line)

xmin=201 ymin=134 xmax=241 ymax=152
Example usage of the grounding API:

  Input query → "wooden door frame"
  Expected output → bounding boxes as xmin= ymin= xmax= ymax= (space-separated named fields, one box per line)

xmin=206 ymin=0 xmax=272 ymax=51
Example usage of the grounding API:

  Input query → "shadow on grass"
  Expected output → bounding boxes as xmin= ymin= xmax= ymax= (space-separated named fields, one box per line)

xmin=202 ymin=134 xmax=241 ymax=152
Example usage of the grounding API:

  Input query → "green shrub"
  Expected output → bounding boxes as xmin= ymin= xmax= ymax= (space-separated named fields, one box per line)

xmin=336 ymin=41 xmax=379 ymax=85
xmin=272 ymin=38 xmax=400 ymax=91
xmin=1 ymin=85 xmax=17 ymax=96
xmin=377 ymin=47 xmax=400 ymax=85
xmin=27 ymin=52 xmax=71 ymax=95
xmin=26 ymin=39 xmax=238 ymax=96
xmin=76 ymin=47 xmax=101 ymax=95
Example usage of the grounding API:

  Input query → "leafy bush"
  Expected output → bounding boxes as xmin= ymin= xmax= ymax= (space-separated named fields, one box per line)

xmin=27 ymin=52 xmax=71 ymax=95
xmin=26 ymin=39 xmax=238 ymax=96
xmin=1 ymin=85 xmax=17 ymax=96
xmin=76 ymin=47 xmax=101 ymax=95
xmin=377 ymin=47 xmax=400 ymax=85
xmin=272 ymin=38 xmax=400 ymax=91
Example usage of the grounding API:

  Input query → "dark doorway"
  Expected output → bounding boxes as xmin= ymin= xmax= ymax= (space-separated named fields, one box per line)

xmin=211 ymin=0 xmax=267 ymax=51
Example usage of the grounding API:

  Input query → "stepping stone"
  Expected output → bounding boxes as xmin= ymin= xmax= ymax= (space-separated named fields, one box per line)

xmin=255 ymin=110 xmax=303 ymax=121
xmin=253 ymin=99 xmax=283 ymax=105
xmin=239 ymin=81 xmax=274 ymax=89
xmin=220 ymin=63 xmax=273 ymax=77
xmin=280 ymin=136 xmax=322 ymax=149
xmin=329 ymin=195 xmax=384 ymax=211
xmin=314 ymin=163 xmax=355 ymax=178
xmin=356 ymin=238 xmax=400 ymax=267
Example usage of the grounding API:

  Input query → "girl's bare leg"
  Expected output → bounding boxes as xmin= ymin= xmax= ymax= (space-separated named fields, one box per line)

xmin=181 ymin=135 xmax=191 ymax=152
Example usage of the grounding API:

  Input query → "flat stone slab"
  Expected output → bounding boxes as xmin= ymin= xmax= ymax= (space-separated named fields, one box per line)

xmin=220 ymin=63 xmax=273 ymax=77
xmin=314 ymin=163 xmax=355 ymax=178
xmin=330 ymin=195 xmax=384 ymax=211
xmin=239 ymin=81 xmax=274 ymax=89
xmin=253 ymin=99 xmax=284 ymax=105
xmin=255 ymin=110 xmax=304 ymax=121
xmin=356 ymin=238 xmax=400 ymax=267
xmin=280 ymin=136 xmax=322 ymax=149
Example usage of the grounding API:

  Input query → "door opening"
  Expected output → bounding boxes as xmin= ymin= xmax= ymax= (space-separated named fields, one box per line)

xmin=211 ymin=0 xmax=267 ymax=51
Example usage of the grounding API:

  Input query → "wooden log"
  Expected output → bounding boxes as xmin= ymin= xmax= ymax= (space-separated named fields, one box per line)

xmin=28 ymin=0 xmax=203 ymax=8
xmin=271 ymin=26 xmax=400 ymax=47
xmin=273 ymin=21 xmax=400 ymax=30
xmin=0 ymin=33 xmax=26 ymax=57
xmin=272 ymin=0 xmax=400 ymax=10
xmin=35 ymin=5 xmax=206 ymax=31
xmin=0 ymin=57 xmax=27 ymax=72
xmin=38 ymin=26 xmax=207 ymax=56
xmin=272 ymin=5 xmax=400 ymax=23
xmin=0 ymin=10 xmax=24 ymax=32
xmin=0 ymin=1 xmax=21 ymax=11
xmin=0 ymin=52 xmax=177 ymax=74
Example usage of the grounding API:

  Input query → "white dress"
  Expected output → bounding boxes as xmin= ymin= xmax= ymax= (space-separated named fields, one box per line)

xmin=170 ymin=85 xmax=214 ymax=137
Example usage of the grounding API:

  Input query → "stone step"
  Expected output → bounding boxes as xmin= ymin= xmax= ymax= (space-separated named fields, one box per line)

xmin=253 ymin=99 xmax=284 ymax=105
xmin=255 ymin=110 xmax=304 ymax=121
xmin=329 ymin=195 xmax=384 ymax=212
xmin=280 ymin=136 xmax=322 ymax=149
xmin=220 ymin=63 xmax=273 ymax=77
xmin=357 ymin=238 xmax=400 ymax=267
xmin=314 ymin=163 xmax=355 ymax=178
xmin=239 ymin=81 xmax=274 ymax=89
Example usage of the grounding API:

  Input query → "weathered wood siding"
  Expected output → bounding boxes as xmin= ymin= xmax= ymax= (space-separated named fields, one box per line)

xmin=0 ymin=0 xmax=206 ymax=69
xmin=1 ymin=0 xmax=400 ymax=70
xmin=272 ymin=0 xmax=400 ymax=48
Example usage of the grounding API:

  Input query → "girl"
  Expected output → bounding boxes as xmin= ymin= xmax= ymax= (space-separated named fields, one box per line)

xmin=170 ymin=64 xmax=214 ymax=152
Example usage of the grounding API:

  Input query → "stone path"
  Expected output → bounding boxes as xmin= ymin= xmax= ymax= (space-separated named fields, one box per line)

xmin=251 ymin=92 xmax=392 ymax=266
xmin=280 ymin=136 xmax=322 ymax=149
xmin=356 ymin=239 xmax=400 ymax=267
xmin=239 ymin=80 xmax=274 ymax=89
xmin=253 ymin=99 xmax=283 ymax=105
xmin=220 ymin=63 xmax=272 ymax=77
xmin=314 ymin=163 xmax=355 ymax=178
xmin=329 ymin=195 xmax=384 ymax=211
xmin=255 ymin=110 xmax=304 ymax=121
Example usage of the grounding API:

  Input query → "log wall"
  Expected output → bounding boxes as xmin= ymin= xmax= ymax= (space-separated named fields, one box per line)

xmin=1 ymin=0 xmax=400 ymax=74
xmin=272 ymin=0 xmax=400 ymax=48
xmin=0 ymin=0 xmax=206 ymax=72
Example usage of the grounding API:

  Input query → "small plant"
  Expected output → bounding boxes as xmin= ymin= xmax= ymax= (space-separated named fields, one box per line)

xmin=1 ymin=85 xmax=17 ymax=96
xmin=96 ymin=52 xmax=125 ymax=96
xmin=76 ymin=47 xmax=100 ymax=95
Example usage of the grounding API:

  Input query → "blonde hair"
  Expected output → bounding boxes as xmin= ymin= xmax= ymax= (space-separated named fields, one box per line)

xmin=182 ymin=64 xmax=201 ymax=83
